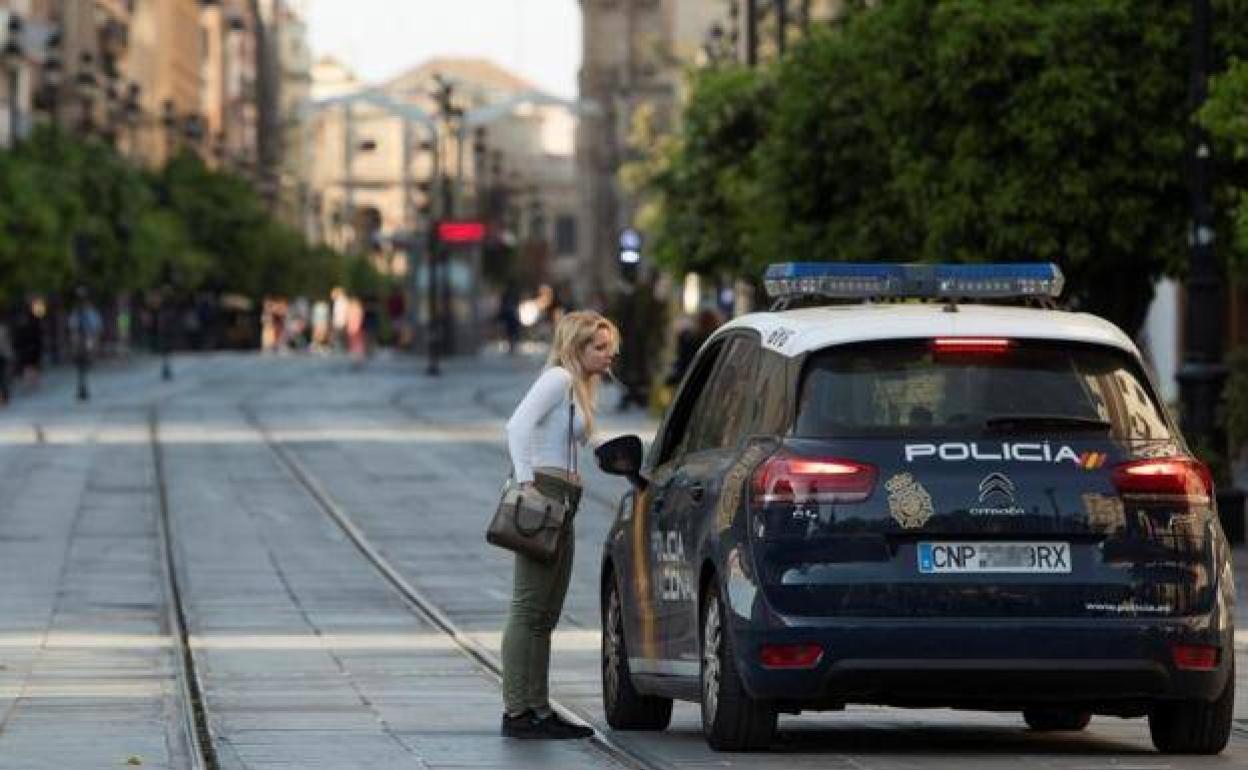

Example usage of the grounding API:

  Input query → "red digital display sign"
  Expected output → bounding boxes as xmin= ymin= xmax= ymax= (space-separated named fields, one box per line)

xmin=437 ymin=221 xmax=486 ymax=243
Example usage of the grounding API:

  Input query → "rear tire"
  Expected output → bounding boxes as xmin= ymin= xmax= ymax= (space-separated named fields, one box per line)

xmin=601 ymin=577 xmax=672 ymax=730
xmin=1022 ymin=708 xmax=1091 ymax=732
xmin=1148 ymin=664 xmax=1234 ymax=755
xmin=700 ymin=581 xmax=776 ymax=751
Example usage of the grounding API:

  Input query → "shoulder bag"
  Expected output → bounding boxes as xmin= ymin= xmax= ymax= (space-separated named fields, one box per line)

xmin=486 ymin=398 xmax=583 ymax=563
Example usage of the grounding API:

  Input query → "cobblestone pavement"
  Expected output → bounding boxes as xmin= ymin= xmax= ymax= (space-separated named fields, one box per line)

xmin=0 ymin=350 xmax=1244 ymax=769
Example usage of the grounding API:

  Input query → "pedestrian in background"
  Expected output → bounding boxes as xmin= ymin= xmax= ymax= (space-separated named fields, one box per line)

xmin=500 ymin=310 xmax=619 ymax=740
xmin=14 ymin=301 xmax=43 ymax=390
xmin=330 ymin=287 xmax=349 ymax=351
xmin=667 ymin=307 xmax=722 ymax=388
xmin=346 ymin=298 xmax=367 ymax=367
xmin=497 ymin=282 xmax=521 ymax=355
xmin=310 ymin=299 xmax=331 ymax=353
xmin=0 ymin=317 xmax=13 ymax=404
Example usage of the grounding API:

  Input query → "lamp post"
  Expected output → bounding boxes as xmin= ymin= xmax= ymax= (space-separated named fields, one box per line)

xmin=123 ymin=82 xmax=141 ymax=159
xmin=102 ymin=76 xmax=119 ymax=145
xmin=426 ymin=73 xmax=460 ymax=376
xmin=72 ymin=232 xmax=93 ymax=403
xmin=776 ymin=0 xmax=788 ymax=56
xmin=1179 ymin=0 xmax=1222 ymax=449
xmin=745 ymin=0 xmax=758 ymax=67
xmin=3 ymin=12 xmax=23 ymax=146
xmin=74 ymin=285 xmax=89 ymax=401
xmin=472 ymin=126 xmax=487 ymax=217
xmin=159 ymin=271 xmax=173 ymax=382
xmin=1178 ymin=0 xmax=1244 ymax=540
xmin=75 ymin=51 xmax=95 ymax=136
xmin=37 ymin=24 xmax=60 ymax=128
xmin=183 ymin=112 xmax=205 ymax=158
xmin=161 ymin=98 xmax=177 ymax=160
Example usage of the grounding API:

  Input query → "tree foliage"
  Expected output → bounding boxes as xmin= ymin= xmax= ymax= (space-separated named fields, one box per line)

xmin=639 ymin=0 xmax=1248 ymax=335
xmin=0 ymin=127 xmax=349 ymax=305
xmin=1202 ymin=56 xmax=1248 ymax=276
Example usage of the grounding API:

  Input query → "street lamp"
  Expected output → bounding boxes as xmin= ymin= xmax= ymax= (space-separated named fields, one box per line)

xmin=161 ymin=97 xmax=177 ymax=158
xmin=159 ymin=273 xmax=173 ymax=382
xmin=472 ymin=127 xmax=487 ymax=216
xmin=74 ymin=51 xmax=96 ymax=135
xmin=74 ymin=285 xmax=89 ymax=401
xmin=72 ymin=231 xmax=93 ymax=402
xmin=4 ymin=12 xmax=24 ymax=145
xmin=426 ymin=73 xmax=460 ymax=377
xmin=183 ymin=111 xmax=205 ymax=159
xmin=37 ymin=24 xmax=60 ymax=128
xmin=123 ymin=82 xmax=141 ymax=158
xmin=1179 ymin=0 xmax=1244 ymax=540
xmin=102 ymin=76 xmax=119 ymax=145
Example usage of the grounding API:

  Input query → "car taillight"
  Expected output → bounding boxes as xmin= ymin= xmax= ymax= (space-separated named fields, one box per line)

xmin=931 ymin=337 xmax=1013 ymax=355
xmin=1111 ymin=457 xmax=1213 ymax=503
xmin=1171 ymin=643 xmax=1219 ymax=671
xmin=750 ymin=450 xmax=877 ymax=506
xmin=760 ymin=643 xmax=824 ymax=669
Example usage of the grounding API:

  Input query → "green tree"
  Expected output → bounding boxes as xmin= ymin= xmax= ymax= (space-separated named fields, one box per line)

xmin=161 ymin=151 xmax=269 ymax=294
xmin=643 ymin=0 xmax=1248 ymax=334
xmin=1201 ymin=56 xmax=1248 ymax=275
xmin=0 ymin=147 xmax=75 ymax=302
xmin=627 ymin=67 xmax=773 ymax=279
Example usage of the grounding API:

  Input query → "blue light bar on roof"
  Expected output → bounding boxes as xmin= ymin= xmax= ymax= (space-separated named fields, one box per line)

xmin=763 ymin=262 xmax=1064 ymax=301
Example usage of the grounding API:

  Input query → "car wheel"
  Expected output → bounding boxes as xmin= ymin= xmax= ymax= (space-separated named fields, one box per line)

xmin=700 ymin=580 xmax=776 ymax=751
xmin=1022 ymin=708 xmax=1092 ymax=731
xmin=1148 ymin=662 xmax=1235 ymax=755
xmin=601 ymin=577 xmax=673 ymax=730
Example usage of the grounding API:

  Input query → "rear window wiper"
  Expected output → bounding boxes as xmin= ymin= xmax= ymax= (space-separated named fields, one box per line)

xmin=983 ymin=414 xmax=1112 ymax=433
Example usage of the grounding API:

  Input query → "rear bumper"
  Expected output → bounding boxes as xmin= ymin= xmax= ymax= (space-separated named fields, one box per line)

xmin=732 ymin=616 xmax=1232 ymax=711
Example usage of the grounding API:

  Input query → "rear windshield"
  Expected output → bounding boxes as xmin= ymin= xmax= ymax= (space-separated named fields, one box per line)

xmin=794 ymin=340 xmax=1172 ymax=440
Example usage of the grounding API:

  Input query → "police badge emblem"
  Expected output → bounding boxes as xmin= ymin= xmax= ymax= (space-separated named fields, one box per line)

xmin=886 ymin=472 xmax=934 ymax=529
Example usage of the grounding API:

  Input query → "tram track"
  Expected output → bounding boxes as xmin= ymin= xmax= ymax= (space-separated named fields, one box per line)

xmin=238 ymin=402 xmax=671 ymax=770
xmin=149 ymin=408 xmax=217 ymax=770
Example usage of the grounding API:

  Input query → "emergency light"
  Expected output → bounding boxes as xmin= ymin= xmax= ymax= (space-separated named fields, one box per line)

xmin=763 ymin=262 xmax=1064 ymax=302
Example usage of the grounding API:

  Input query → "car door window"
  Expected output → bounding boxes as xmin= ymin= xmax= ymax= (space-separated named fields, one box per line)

xmin=654 ymin=340 xmax=724 ymax=467
xmin=686 ymin=336 xmax=760 ymax=454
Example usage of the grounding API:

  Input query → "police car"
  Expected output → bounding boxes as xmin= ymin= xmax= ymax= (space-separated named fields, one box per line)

xmin=593 ymin=263 xmax=1235 ymax=754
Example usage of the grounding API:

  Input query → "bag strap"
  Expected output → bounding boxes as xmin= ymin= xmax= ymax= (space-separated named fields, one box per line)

xmin=567 ymin=395 xmax=577 ymax=476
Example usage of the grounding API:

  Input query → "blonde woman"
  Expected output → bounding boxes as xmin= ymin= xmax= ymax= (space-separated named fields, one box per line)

xmin=501 ymin=310 xmax=620 ymax=739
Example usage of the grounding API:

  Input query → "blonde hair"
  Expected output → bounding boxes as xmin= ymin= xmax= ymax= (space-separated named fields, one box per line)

xmin=546 ymin=310 xmax=620 ymax=437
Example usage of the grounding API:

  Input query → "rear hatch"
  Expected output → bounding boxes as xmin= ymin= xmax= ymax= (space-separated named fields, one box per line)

xmin=749 ymin=338 xmax=1217 ymax=619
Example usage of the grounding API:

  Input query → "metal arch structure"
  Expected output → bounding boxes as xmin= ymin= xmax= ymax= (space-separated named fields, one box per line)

xmin=459 ymin=89 xmax=600 ymax=129
xmin=301 ymin=88 xmax=438 ymax=134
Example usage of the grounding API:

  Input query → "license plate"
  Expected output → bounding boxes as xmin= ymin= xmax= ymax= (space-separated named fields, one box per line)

xmin=917 ymin=542 xmax=1071 ymax=574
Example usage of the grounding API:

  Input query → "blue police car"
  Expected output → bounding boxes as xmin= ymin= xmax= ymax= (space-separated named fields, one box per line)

xmin=594 ymin=263 xmax=1235 ymax=753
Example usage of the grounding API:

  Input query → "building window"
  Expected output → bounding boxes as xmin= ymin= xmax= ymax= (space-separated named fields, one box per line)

xmin=555 ymin=215 xmax=577 ymax=256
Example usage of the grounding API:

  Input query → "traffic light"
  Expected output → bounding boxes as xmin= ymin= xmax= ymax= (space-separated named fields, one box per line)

xmin=618 ymin=227 xmax=641 ymax=283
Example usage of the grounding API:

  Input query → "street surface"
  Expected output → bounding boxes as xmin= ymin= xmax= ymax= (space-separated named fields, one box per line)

xmin=0 ymin=350 xmax=1245 ymax=769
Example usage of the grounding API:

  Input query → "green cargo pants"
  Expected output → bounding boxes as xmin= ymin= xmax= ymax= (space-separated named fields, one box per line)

xmin=500 ymin=469 xmax=580 ymax=716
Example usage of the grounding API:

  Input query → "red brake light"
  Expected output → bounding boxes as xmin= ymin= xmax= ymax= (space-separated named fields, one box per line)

xmin=760 ymin=643 xmax=824 ymax=669
xmin=931 ymin=337 xmax=1013 ymax=354
xmin=1111 ymin=458 xmax=1212 ymax=502
xmin=750 ymin=450 xmax=877 ymax=506
xmin=1171 ymin=643 xmax=1219 ymax=671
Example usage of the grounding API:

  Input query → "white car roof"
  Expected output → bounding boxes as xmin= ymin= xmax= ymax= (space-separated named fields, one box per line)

xmin=719 ymin=303 xmax=1140 ymax=359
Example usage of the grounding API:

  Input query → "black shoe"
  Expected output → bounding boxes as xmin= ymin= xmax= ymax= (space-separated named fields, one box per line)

xmin=501 ymin=710 xmax=537 ymax=738
xmin=539 ymin=711 xmax=594 ymax=739
xmin=501 ymin=710 xmax=593 ymax=740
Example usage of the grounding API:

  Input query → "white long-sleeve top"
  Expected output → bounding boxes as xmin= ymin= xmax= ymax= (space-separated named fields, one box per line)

xmin=506 ymin=366 xmax=587 ymax=484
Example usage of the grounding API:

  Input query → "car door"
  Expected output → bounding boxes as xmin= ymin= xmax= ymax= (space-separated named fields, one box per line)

xmin=663 ymin=334 xmax=762 ymax=664
xmin=633 ymin=337 xmax=726 ymax=677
